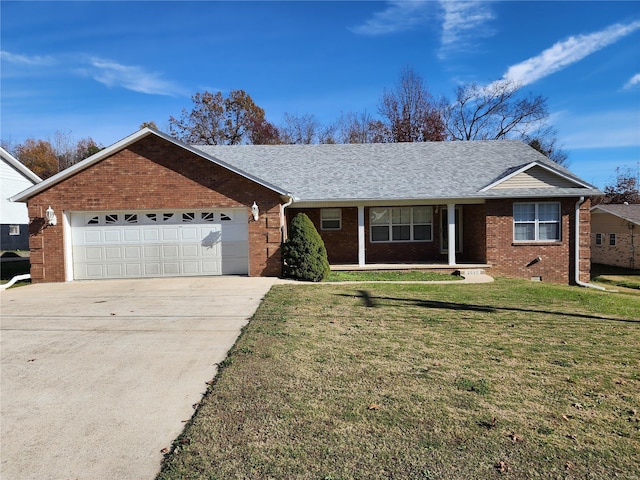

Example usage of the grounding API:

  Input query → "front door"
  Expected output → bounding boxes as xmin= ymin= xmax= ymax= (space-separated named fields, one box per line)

xmin=440 ymin=207 xmax=462 ymax=254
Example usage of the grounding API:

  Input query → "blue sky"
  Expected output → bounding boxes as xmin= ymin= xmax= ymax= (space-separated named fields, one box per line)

xmin=1 ymin=1 xmax=639 ymax=189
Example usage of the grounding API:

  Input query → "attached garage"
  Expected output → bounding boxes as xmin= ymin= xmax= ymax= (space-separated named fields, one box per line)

xmin=11 ymin=129 xmax=287 ymax=283
xmin=70 ymin=209 xmax=249 ymax=279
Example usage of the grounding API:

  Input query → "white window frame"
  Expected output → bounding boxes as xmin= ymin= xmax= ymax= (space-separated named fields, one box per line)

xmin=321 ymin=208 xmax=342 ymax=230
xmin=369 ymin=206 xmax=433 ymax=243
xmin=595 ymin=233 xmax=602 ymax=246
xmin=8 ymin=225 xmax=20 ymax=236
xmin=609 ymin=233 xmax=616 ymax=246
xmin=513 ymin=202 xmax=561 ymax=242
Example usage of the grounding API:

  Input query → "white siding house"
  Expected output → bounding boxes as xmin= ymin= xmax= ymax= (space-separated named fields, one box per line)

xmin=1 ymin=147 xmax=42 ymax=250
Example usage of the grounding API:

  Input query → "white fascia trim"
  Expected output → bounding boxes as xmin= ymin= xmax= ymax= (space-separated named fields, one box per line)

xmin=1 ymin=146 xmax=42 ymax=184
xmin=11 ymin=127 xmax=289 ymax=202
xmin=479 ymin=161 xmax=594 ymax=192
xmin=291 ymin=198 xmax=485 ymax=208
xmin=590 ymin=206 xmax=640 ymax=226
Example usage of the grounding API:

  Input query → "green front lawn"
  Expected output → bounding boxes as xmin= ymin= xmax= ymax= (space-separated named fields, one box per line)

xmin=158 ymin=278 xmax=640 ymax=480
xmin=591 ymin=263 xmax=640 ymax=291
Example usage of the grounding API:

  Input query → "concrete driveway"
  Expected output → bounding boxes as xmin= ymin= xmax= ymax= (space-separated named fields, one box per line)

xmin=0 ymin=276 xmax=275 ymax=480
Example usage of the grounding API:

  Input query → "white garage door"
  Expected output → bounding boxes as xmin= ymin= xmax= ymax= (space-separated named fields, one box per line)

xmin=70 ymin=209 xmax=248 ymax=280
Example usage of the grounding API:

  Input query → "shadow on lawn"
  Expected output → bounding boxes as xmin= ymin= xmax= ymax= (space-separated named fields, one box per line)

xmin=342 ymin=290 xmax=639 ymax=323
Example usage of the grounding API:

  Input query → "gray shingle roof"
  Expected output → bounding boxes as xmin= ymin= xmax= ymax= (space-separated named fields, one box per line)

xmin=194 ymin=140 xmax=601 ymax=202
xmin=591 ymin=204 xmax=640 ymax=225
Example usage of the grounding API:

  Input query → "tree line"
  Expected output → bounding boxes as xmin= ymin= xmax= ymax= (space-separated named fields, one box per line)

xmin=167 ymin=67 xmax=568 ymax=165
xmin=4 ymin=66 xmax=619 ymax=188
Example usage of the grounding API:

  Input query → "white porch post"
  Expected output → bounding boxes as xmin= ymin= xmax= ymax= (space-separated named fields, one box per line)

xmin=358 ymin=205 xmax=365 ymax=266
xmin=447 ymin=203 xmax=456 ymax=266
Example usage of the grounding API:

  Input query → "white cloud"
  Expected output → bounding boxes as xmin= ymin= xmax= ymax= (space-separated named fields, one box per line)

xmin=0 ymin=50 xmax=56 ymax=66
xmin=438 ymin=0 xmax=495 ymax=57
xmin=498 ymin=20 xmax=640 ymax=87
xmin=624 ymin=73 xmax=640 ymax=89
xmin=86 ymin=58 xmax=185 ymax=97
xmin=349 ymin=0 xmax=432 ymax=35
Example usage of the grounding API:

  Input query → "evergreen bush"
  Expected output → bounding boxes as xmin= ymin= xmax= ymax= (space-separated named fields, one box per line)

xmin=282 ymin=213 xmax=330 ymax=282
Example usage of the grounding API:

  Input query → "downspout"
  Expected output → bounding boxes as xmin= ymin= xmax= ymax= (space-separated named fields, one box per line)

xmin=280 ymin=194 xmax=294 ymax=242
xmin=575 ymin=196 xmax=606 ymax=290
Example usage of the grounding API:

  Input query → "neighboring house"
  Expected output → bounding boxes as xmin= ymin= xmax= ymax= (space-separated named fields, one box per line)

xmin=590 ymin=204 xmax=640 ymax=269
xmin=11 ymin=128 xmax=602 ymax=284
xmin=1 ymin=147 xmax=42 ymax=251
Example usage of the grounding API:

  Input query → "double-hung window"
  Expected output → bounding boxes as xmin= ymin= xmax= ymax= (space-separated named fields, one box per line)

xmin=513 ymin=202 xmax=561 ymax=242
xmin=595 ymin=233 xmax=603 ymax=246
xmin=321 ymin=209 xmax=341 ymax=230
xmin=370 ymin=206 xmax=432 ymax=242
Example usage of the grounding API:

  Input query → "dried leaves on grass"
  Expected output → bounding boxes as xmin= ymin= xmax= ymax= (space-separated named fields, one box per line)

xmin=158 ymin=279 xmax=640 ymax=480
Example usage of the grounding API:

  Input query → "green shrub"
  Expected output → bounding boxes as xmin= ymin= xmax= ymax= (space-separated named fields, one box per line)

xmin=282 ymin=213 xmax=330 ymax=282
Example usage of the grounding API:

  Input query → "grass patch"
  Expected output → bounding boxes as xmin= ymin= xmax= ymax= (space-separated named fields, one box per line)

xmin=326 ymin=270 xmax=461 ymax=282
xmin=591 ymin=263 xmax=640 ymax=291
xmin=158 ymin=278 xmax=640 ymax=480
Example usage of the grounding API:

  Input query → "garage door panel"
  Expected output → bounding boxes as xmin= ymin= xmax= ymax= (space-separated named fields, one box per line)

xmin=163 ymin=263 xmax=180 ymax=275
xmin=106 ymin=264 xmax=123 ymax=277
xmin=162 ymin=228 xmax=179 ymax=241
xmin=143 ymin=246 xmax=161 ymax=259
xmin=162 ymin=245 xmax=179 ymax=258
xmin=86 ymin=265 xmax=104 ymax=278
xmin=105 ymin=247 xmax=121 ymax=259
xmin=124 ymin=264 xmax=142 ymax=276
xmin=104 ymin=230 xmax=121 ymax=243
xmin=84 ymin=247 xmax=103 ymax=261
xmin=124 ymin=246 xmax=142 ymax=259
xmin=143 ymin=229 xmax=160 ymax=241
xmin=123 ymin=229 xmax=141 ymax=242
xmin=71 ymin=210 xmax=248 ymax=280
xmin=144 ymin=263 xmax=161 ymax=275
xmin=84 ymin=230 xmax=102 ymax=243
xmin=182 ymin=244 xmax=199 ymax=257
xmin=180 ymin=227 xmax=198 ymax=241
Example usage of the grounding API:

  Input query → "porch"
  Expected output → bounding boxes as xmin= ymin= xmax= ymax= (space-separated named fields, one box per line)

xmin=330 ymin=262 xmax=491 ymax=276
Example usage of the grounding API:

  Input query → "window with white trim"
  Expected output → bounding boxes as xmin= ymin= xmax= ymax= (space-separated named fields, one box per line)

xmin=595 ymin=233 xmax=603 ymax=246
xmin=609 ymin=233 xmax=616 ymax=246
xmin=321 ymin=209 xmax=341 ymax=230
xmin=370 ymin=206 xmax=432 ymax=242
xmin=513 ymin=202 xmax=560 ymax=242
xmin=9 ymin=225 xmax=20 ymax=235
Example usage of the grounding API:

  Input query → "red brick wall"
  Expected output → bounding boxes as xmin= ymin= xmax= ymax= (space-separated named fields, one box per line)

xmin=288 ymin=205 xmax=489 ymax=265
xmin=287 ymin=207 xmax=359 ymax=264
xmin=485 ymin=197 xmax=590 ymax=284
xmin=27 ymin=135 xmax=283 ymax=282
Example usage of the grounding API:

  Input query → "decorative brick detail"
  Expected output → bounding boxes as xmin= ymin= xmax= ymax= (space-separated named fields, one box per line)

xmin=26 ymin=135 xmax=283 ymax=282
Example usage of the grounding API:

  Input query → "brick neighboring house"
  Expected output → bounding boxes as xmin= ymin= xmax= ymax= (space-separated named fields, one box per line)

xmin=1 ymin=147 xmax=42 ymax=251
xmin=590 ymin=204 xmax=640 ymax=269
xmin=12 ymin=128 xmax=602 ymax=284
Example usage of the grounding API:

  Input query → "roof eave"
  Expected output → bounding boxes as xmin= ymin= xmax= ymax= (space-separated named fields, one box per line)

xmin=480 ymin=161 xmax=598 ymax=192
xmin=1 ymin=147 xmax=42 ymax=185
xmin=11 ymin=128 xmax=288 ymax=202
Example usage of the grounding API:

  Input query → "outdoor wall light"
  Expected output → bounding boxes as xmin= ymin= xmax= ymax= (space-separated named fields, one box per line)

xmin=45 ymin=205 xmax=57 ymax=226
xmin=251 ymin=202 xmax=259 ymax=221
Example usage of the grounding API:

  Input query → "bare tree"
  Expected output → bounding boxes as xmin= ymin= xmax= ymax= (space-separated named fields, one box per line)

xmin=378 ymin=66 xmax=446 ymax=142
xmin=595 ymin=167 xmax=640 ymax=204
xmin=331 ymin=111 xmax=387 ymax=144
xmin=443 ymin=80 xmax=549 ymax=141
xmin=526 ymin=127 xmax=569 ymax=166
xmin=279 ymin=113 xmax=320 ymax=144
xmin=53 ymin=131 xmax=102 ymax=170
